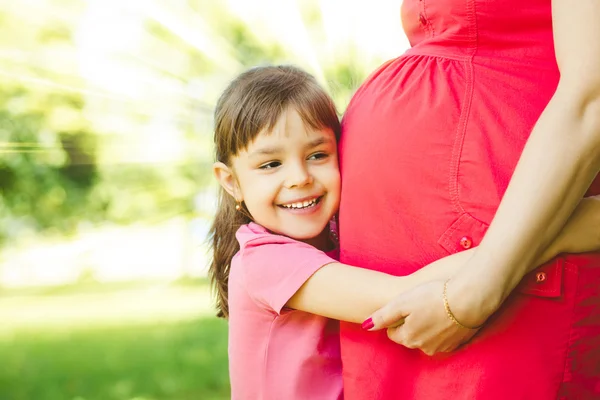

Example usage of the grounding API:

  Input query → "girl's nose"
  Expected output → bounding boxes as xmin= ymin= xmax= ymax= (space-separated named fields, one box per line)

xmin=285 ymin=163 xmax=313 ymax=188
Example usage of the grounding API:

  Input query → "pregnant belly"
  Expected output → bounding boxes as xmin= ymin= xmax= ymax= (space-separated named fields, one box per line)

xmin=338 ymin=55 xmax=567 ymax=275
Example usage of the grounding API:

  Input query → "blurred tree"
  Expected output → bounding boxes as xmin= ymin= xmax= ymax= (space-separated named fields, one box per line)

xmin=0 ymin=0 xmax=380 ymax=249
xmin=0 ymin=1 xmax=294 ymax=247
xmin=0 ymin=81 xmax=102 ymax=246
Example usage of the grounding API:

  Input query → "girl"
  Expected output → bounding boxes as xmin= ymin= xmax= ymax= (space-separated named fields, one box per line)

xmin=208 ymin=65 xmax=600 ymax=400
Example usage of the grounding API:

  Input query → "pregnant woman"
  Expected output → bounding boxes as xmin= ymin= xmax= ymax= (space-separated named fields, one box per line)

xmin=338 ymin=0 xmax=600 ymax=399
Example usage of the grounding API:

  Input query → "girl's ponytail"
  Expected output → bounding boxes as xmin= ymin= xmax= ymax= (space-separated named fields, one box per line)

xmin=208 ymin=188 xmax=251 ymax=318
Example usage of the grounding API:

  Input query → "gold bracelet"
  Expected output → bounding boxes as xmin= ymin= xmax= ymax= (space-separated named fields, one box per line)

xmin=443 ymin=279 xmax=483 ymax=330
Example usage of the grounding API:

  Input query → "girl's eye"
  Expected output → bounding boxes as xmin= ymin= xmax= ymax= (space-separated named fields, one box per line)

xmin=308 ymin=152 xmax=328 ymax=161
xmin=259 ymin=161 xmax=281 ymax=170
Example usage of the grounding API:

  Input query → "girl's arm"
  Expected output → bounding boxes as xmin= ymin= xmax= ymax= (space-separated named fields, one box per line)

xmin=287 ymin=196 xmax=600 ymax=323
xmin=286 ymin=255 xmax=465 ymax=324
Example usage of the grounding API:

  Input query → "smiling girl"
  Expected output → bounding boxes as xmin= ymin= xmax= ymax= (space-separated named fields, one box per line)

xmin=208 ymin=65 xmax=600 ymax=400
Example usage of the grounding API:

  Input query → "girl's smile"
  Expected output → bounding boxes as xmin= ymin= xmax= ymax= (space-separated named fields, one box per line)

xmin=278 ymin=195 xmax=323 ymax=210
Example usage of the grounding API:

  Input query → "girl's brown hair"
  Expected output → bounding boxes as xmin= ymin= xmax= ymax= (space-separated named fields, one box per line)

xmin=208 ymin=65 xmax=340 ymax=318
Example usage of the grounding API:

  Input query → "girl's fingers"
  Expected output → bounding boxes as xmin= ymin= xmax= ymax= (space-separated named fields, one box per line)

xmin=362 ymin=296 xmax=410 ymax=331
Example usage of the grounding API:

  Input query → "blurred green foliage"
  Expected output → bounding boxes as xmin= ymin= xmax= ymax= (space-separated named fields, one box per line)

xmin=0 ymin=3 xmax=99 ymax=245
xmin=0 ymin=0 xmax=372 ymax=248
xmin=0 ymin=85 xmax=101 ymax=242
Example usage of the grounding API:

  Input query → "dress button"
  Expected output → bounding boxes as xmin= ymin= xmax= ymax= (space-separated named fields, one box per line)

xmin=419 ymin=13 xmax=427 ymax=25
xmin=459 ymin=236 xmax=473 ymax=249
xmin=536 ymin=272 xmax=547 ymax=283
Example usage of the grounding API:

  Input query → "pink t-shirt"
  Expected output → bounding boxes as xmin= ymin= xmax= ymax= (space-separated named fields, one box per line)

xmin=228 ymin=222 xmax=343 ymax=400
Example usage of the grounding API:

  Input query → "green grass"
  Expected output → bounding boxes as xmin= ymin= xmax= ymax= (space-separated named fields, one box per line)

xmin=0 ymin=277 xmax=211 ymax=299
xmin=0 ymin=280 xmax=230 ymax=400
xmin=0 ymin=318 xmax=230 ymax=400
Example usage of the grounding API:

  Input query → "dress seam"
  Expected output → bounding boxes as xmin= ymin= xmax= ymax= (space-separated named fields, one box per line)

xmin=449 ymin=0 xmax=479 ymax=216
xmin=402 ymin=49 xmax=471 ymax=62
xmin=421 ymin=0 xmax=435 ymax=38
xmin=449 ymin=59 xmax=473 ymax=214
xmin=557 ymin=261 xmax=580 ymax=399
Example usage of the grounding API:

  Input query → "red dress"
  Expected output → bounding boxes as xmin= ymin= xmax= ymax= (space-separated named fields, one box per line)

xmin=338 ymin=0 xmax=600 ymax=399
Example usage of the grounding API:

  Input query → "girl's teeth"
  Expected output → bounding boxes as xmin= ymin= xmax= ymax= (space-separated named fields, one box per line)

xmin=284 ymin=198 xmax=317 ymax=209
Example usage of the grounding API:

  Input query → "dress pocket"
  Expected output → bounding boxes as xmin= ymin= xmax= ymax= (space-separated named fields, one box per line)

xmin=516 ymin=259 xmax=563 ymax=298
xmin=438 ymin=212 xmax=564 ymax=298
xmin=437 ymin=212 xmax=488 ymax=254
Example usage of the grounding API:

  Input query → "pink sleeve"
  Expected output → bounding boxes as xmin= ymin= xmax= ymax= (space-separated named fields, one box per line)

xmin=239 ymin=235 xmax=336 ymax=314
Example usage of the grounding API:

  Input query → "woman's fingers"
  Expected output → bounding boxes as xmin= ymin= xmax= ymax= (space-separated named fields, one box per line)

xmin=386 ymin=323 xmax=427 ymax=349
xmin=387 ymin=326 xmax=411 ymax=347
xmin=363 ymin=280 xmax=484 ymax=355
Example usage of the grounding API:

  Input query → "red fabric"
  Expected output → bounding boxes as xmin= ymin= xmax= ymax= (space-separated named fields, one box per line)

xmin=337 ymin=0 xmax=600 ymax=399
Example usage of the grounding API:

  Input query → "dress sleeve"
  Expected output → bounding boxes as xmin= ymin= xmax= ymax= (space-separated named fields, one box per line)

xmin=239 ymin=235 xmax=337 ymax=314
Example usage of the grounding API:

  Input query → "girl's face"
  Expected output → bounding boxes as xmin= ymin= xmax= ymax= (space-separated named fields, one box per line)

xmin=217 ymin=107 xmax=340 ymax=245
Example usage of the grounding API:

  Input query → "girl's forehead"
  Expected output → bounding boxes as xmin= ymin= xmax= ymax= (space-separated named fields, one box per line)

xmin=236 ymin=107 xmax=337 ymax=156
xmin=253 ymin=123 xmax=335 ymax=146
xmin=268 ymin=108 xmax=335 ymax=138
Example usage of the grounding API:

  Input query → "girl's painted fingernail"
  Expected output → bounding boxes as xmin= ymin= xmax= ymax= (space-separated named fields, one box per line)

xmin=362 ymin=317 xmax=374 ymax=330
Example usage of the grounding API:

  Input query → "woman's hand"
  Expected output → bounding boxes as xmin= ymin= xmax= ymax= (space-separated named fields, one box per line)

xmin=365 ymin=278 xmax=490 ymax=356
xmin=364 ymin=195 xmax=600 ymax=356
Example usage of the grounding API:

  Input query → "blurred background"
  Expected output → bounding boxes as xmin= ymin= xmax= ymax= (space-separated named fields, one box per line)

xmin=0 ymin=1 xmax=408 ymax=399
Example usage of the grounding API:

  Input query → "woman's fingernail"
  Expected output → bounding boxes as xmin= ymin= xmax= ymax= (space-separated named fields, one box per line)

xmin=362 ymin=317 xmax=374 ymax=330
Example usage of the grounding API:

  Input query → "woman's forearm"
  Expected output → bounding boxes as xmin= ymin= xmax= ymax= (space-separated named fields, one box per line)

xmin=457 ymin=85 xmax=600 ymax=313
xmin=452 ymin=0 xmax=600 ymax=322
xmin=415 ymin=215 xmax=585 ymax=285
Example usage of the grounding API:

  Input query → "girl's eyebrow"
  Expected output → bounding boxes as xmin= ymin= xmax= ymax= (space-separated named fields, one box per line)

xmin=306 ymin=136 xmax=334 ymax=149
xmin=249 ymin=146 xmax=282 ymax=157
xmin=249 ymin=136 xmax=333 ymax=157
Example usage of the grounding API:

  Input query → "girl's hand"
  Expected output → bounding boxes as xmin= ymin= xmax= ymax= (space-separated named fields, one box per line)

xmin=365 ymin=279 xmax=486 ymax=356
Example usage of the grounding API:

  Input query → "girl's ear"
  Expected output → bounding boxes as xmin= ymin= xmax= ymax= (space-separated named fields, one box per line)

xmin=213 ymin=162 xmax=242 ymax=201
